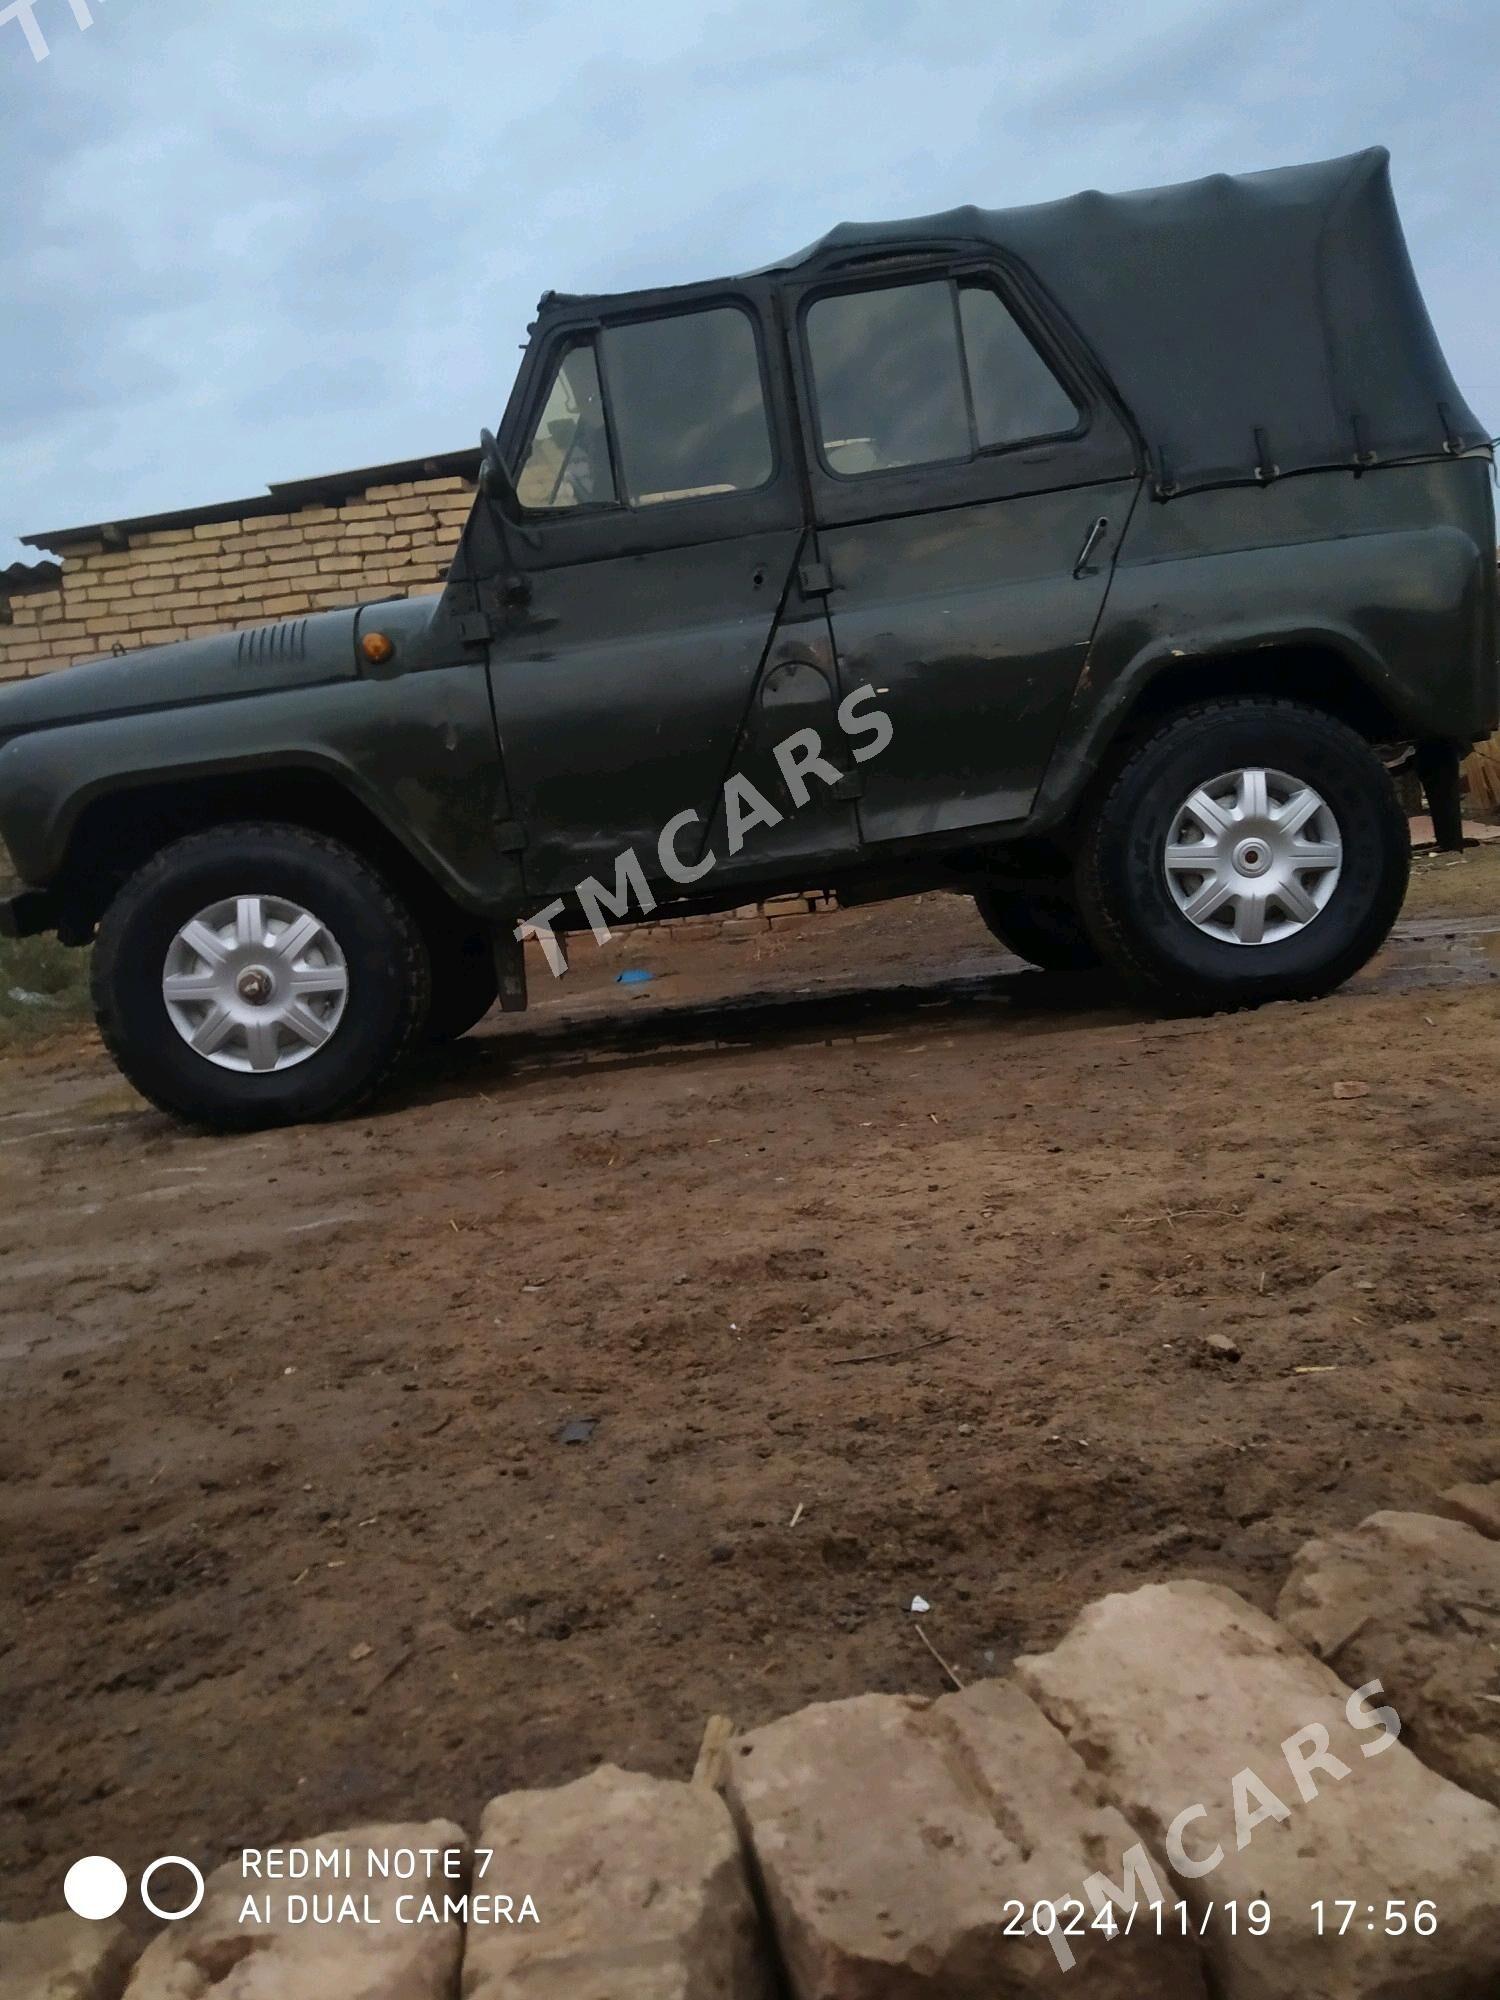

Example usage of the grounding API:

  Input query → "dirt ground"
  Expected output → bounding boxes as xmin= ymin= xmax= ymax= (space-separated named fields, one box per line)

xmin=4 ymin=847 xmax=1500 ymax=1924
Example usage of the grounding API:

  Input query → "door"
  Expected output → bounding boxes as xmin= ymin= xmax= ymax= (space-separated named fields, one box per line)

xmin=787 ymin=259 xmax=1143 ymax=845
xmin=486 ymin=280 xmax=854 ymax=899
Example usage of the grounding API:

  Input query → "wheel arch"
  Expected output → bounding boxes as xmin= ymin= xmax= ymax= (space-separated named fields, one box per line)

xmin=1119 ymin=639 xmax=1410 ymax=746
xmin=1034 ymin=631 xmax=1416 ymax=842
xmin=49 ymin=765 xmax=473 ymax=944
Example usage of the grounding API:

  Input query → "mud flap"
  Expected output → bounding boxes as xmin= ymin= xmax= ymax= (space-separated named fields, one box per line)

xmin=492 ymin=928 xmax=529 ymax=1012
xmin=1416 ymin=741 xmax=1464 ymax=851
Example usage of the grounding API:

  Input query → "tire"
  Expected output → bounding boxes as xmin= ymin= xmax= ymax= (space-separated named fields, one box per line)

xmin=1075 ymin=696 xmax=1409 ymax=1008
xmin=91 ymin=822 xmax=430 ymax=1130
xmin=424 ymin=927 xmax=498 ymax=1044
xmin=973 ymin=884 xmax=1102 ymax=971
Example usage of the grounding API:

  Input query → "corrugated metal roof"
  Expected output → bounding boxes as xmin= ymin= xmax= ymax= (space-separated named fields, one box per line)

xmin=1 ymin=557 xmax=63 ymax=591
xmin=21 ymin=446 xmax=481 ymax=551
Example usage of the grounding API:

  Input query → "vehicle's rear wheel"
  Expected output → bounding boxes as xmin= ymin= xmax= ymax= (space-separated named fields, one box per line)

xmin=91 ymin=823 xmax=430 ymax=1130
xmin=424 ymin=926 xmax=498 ymax=1043
xmin=1075 ymin=696 xmax=1408 ymax=1007
xmin=973 ymin=884 xmax=1102 ymax=970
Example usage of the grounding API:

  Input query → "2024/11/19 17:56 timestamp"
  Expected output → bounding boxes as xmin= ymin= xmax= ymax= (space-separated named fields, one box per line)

xmin=1313 ymin=1900 xmax=1438 ymax=1936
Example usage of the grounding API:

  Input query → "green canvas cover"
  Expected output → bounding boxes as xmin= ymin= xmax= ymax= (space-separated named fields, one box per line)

xmin=773 ymin=148 xmax=1486 ymax=497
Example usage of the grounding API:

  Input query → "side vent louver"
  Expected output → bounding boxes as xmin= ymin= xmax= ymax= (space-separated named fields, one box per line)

xmin=236 ymin=618 xmax=310 ymax=667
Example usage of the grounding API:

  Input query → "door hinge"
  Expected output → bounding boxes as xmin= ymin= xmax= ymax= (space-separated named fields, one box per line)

xmin=831 ymin=769 xmax=864 ymax=801
xmin=798 ymin=561 xmax=834 ymax=596
xmin=458 ymin=611 xmax=493 ymax=646
xmin=492 ymin=818 xmax=527 ymax=852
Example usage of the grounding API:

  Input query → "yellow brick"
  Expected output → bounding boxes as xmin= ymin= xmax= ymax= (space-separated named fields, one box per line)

xmin=261 ymin=594 xmax=312 ymax=615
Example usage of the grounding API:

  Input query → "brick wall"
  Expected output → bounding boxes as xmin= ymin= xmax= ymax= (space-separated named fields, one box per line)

xmin=0 ymin=468 xmax=477 ymax=681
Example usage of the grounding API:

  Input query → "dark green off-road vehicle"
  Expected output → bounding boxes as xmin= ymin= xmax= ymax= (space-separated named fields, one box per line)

xmin=2 ymin=148 xmax=1494 ymax=1128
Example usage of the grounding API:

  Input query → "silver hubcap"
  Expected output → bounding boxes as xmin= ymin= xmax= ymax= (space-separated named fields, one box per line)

xmin=1163 ymin=767 xmax=1343 ymax=946
xmin=162 ymin=894 xmax=350 ymax=1072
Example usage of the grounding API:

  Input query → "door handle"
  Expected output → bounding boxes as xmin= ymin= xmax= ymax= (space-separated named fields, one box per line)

xmin=1072 ymin=516 xmax=1109 ymax=578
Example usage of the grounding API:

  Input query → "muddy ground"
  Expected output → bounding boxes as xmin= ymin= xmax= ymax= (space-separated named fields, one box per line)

xmin=3 ymin=847 xmax=1500 ymax=1921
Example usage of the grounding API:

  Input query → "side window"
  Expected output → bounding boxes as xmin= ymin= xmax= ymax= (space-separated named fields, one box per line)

xmin=516 ymin=343 xmax=616 ymax=510
xmin=805 ymin=282 xmax=969 ymax=475
xmin=514 ymin=305 xmax=773 ymax=513
xmin=958 ymin=286 xmax=1079 ymax=447
xmin=603 ymin=307 xmax=772 ymax=506
xmin=805 ymin=276 xmax=1079 ymax=478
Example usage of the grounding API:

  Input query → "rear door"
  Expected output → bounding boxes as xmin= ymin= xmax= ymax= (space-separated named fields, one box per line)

xmin=785 ymin=256 xmax=1142 ymax=844
xmin=488 ymin=280 xmax=819 ymax=897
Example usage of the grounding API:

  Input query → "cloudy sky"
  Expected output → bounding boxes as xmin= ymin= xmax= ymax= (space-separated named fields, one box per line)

xmin=3 ymin=0 xmax=1497 ymax=564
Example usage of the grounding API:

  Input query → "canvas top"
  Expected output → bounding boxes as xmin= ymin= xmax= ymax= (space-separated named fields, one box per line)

xmin=766 ymin=148 xmax=1485 ymax=495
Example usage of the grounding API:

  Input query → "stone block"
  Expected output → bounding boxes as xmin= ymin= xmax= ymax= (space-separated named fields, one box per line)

xmin=124 ymin=1820 xmax=468 ymax=1998
xmin=1017 ymin=1580 xmax=1500 ymax=1999
xmin=0 ymin=1912 xmax=136 ymax=1998
xmin=463 ymin=1765 xmax=772 ymax=1999
xmin=1434 ymin=1482 xmax=1500 ymax=1541
xmin=1278 ymin=1509 xmax=1500 ymax=1806
xmin=726 ymin=1684 xmax=1206 ymax=1997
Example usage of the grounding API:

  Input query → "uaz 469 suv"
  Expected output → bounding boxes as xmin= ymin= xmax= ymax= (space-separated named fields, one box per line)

xmin=1 ymin=148 xmax=1493 ymax=1126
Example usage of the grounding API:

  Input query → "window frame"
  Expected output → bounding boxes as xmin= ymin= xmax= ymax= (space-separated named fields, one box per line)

xmin=800 ymin=268 xmax=1087 ymax=486
xmin=593 ymin=299 xmax=780 ymax=513
xmin=783 ymin=246 xmax=1140 ymax=531
xmin=501 ymin=291 xmax=789 ymax=558
xmin=513 ymin=334 xmax=622 ymax=516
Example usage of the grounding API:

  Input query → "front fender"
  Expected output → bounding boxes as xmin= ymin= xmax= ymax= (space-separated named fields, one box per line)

xmin=0 ymin=665 xmax=518 ymax=913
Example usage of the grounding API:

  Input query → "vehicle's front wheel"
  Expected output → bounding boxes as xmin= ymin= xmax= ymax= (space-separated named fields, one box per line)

xmin=973 ymin=884 xmax=1102 ymax=971
xmin=1076 ymin=697 xmax=1409 ymax=1007
xmin=92 ymin=823 xmax=430 ymax=1129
